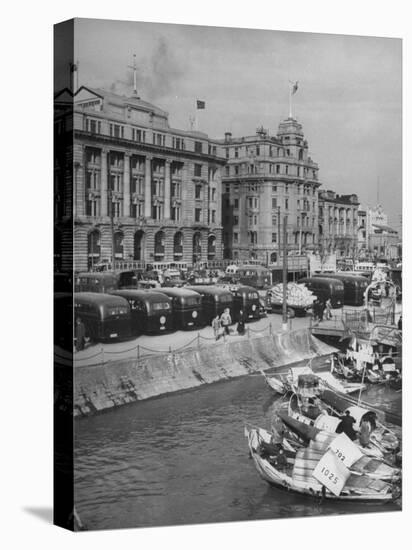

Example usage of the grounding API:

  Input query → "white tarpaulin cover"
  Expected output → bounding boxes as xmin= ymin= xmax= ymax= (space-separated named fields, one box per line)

xmin=313 ymin=449 xmax=351 ymax=496
xmin=327 ymin=432 xmax=364 ymax=468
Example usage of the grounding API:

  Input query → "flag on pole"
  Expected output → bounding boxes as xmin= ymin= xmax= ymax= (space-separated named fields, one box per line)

xmin=196 ymin=100 xmax=206 ymax=109
xmin=291 ymin=81 xmax=298 ymax=95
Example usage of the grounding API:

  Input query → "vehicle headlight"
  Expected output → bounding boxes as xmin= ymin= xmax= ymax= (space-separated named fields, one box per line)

xmin=192 ymin=310 xmax=198 ymax=318
xmin=160 ymin=316 xmax=166 ymax=324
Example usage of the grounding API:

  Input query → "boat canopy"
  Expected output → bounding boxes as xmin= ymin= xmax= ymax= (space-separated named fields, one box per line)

xmin=344 ymin=406 xmax=377 ymax=431
xmin=313 ymin=413 xmax=341 ymax=433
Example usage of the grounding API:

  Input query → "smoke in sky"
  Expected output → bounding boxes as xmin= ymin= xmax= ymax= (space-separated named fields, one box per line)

xmin=109 ymin=37 xmax=185 ymax=100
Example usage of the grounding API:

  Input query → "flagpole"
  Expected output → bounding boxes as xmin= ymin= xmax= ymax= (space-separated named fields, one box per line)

xmin=289 ymin=84 xmax=292 ymax=118
xmin=195 ymin=101 xmax=198 ymax=132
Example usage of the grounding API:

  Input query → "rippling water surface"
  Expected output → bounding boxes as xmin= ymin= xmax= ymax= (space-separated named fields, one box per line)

xmin=74 ymin=369 xmax=401 ymax=530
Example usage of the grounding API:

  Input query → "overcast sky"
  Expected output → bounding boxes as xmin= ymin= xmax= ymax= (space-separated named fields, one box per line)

xmin=56 ymin=18 xmax=402 ymax=228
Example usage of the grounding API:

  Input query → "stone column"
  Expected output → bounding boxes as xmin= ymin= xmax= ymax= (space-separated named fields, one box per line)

xmin=123 ymin=153 xmax=130 ymax=217
xmin=164 ymin=159 xmax=171 ymax=219
xmin=144 ymin=155 xmax=152 ymax=218
xmin=101 ymin=148 xmax=108 ymax=217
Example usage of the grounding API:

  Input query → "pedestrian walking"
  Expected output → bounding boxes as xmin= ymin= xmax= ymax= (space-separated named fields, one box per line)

xmin=220 ymin=308 xmax=232 ymax=337
xmin=325 ymin=298 xmax=332 ymax=320
xmin=211 ymin=315 xmax=221 ymax=341
xmin=75 ymin=317 xmax=86 ymax=352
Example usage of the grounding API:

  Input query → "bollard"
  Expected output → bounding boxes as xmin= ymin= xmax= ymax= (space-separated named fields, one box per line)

xmin=101 ymin=346 xmax=105 ymax=366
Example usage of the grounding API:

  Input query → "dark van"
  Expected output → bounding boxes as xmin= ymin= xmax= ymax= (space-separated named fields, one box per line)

xmin=186 ymin=285 xmax=233 ymax=324
xmin=152 ymin=287 xmax=204 ymax=330
xmin=298 ymin=277 xmax=344 ymax=308
xmin=236 ymin=265 xmax=272 ymax=290
xmin=74 ymin=292 xmax=131 ymax=342
xmin=313 ymin=273 xmax=368 ymax=306
xmin=110 ymin=289 xmax=173 ymax=334
xmin=230 ymin=285 xmax=261 ymax=321
xmin=76 ymin=272 xmax=118 ymax=293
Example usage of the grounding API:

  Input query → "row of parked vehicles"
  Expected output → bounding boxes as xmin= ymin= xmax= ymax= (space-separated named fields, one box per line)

xmin=55 ymin=284 xmax=262 ymax=346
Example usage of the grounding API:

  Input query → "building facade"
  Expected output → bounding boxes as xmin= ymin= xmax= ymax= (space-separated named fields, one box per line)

xmin=54 ymin=86 xmax=226 ymax=272
xmin=367 ymin=205 xmax=399 ymax=260
xmin=318 ymin=191 xmax=359 ymax=258
xmin=219 ymin=118 xmax=321 ymax=266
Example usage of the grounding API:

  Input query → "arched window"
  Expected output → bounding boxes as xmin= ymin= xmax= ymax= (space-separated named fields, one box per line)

xmin=154 ymin=231 xmax=165 ymax=261
xmin=114 ymin=231 xmax=124 ymax=260
xmin=173 ymin=231 xmax=183 ymax=260
xmin=87 ymin=229 xmax=101 ymax=269
xmin=134 ymin=230 xmax=145 ymax=261
xmin=207 ymin=235 xmax=216 ymax=259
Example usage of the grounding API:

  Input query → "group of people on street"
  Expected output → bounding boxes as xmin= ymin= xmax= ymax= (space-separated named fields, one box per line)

xmin=211 ymin=308 xmax=247 ymax=340
xmin=312 ymin=297 xmax=332 ymax=323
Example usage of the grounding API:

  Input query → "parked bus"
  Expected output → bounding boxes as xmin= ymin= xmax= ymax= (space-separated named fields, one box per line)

xmin=186 ymin=285 xmax=233 ymax=324
xmin=151 ymin=287 xmax=204 ymax=330
xmin=110 ymin=289 xmax=173 ymax=334
xmin=74 ymin=292 xmax=131 ymax=342
xmin=298 ymin=277 xmax=344 ymax=308
xmin=236 ymin=265 xmax=272 ymax=290
xmin=75 ymin=272 xmax=118 ymax=293
xmin=313 ymin=273 xmax=368 ymax=306
xmin=230 ymin=285 xmax=261 ymax=321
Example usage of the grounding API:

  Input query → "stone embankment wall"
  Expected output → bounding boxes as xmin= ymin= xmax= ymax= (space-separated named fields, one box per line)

xmin=56 ymin=329 xmax=336 ymax=418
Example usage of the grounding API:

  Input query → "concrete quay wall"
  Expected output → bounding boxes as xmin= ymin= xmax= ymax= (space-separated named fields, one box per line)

xmin=67 ymin=329 xmax=336 ymax=418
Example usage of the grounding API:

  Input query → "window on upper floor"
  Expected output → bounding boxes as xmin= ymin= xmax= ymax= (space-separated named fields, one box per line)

xmin=234 ymin=198 xmax=239 ymax=209
xmin=132 ymin=128 xmax=145 ymax=142
xmin=109 ymin=123 xmax=124 ymax=139
xmin=234 ymin=147 xmax=239 ymax=158
xmin=225 ymin=166 xmax=230 ymax=176
xmin=195 ymin=208 xmax=202 ymax=222
xmin=194 ymin=141 xmax=203 ymax=154
xmin=195 ymin=184 xmax=202 ymax=199
xmin=86 ymin=118 xmax=101 ymax=134
xmin=194 ymin=164 xmax=202 ymax=177
xmin=276 ymin=164 xmax=280 ymax=174
xmin=272 ymin=198 xmax=277 ymax=209
xmin=235 ymin=165 xmax=239 ymax=175
xmin=256 ymin=146 xmax=260 ymax=156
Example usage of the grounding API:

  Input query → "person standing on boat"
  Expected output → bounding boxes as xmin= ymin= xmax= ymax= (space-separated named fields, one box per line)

xmin=336 ymin=410 xmax=357 ymax=441
xmin=359 ymin=418 xmax=372 ymax=447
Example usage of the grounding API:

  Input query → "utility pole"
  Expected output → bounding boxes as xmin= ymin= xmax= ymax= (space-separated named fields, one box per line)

xmin=277 ymin=206 xmax=281 ymax=260
xmin=282 ymin=215 xmax=288 ymax=331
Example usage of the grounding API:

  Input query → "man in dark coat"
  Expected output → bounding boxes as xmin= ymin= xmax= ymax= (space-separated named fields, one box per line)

xmin=336 ymin=410 xmax=357 ymax=441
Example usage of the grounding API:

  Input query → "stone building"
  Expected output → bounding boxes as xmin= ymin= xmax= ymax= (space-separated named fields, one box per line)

xmin=357 ymin=206 xmax=368 ymax=257
xmin=318 ymin=191 xmax=359 ymax=258
xmin=219 ymin=118 xmax=321 ymax=266
xmin=367 ymin=205 xmax=399 ymax=260
xmin=54 ymin=86 xmax=226 ymax=272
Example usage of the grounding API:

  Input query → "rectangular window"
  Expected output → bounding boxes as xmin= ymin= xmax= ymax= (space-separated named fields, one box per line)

xmin=226 ymin=148 xmax=229 ymax=159
xmin=194 ymin=141 xmax=203 ymax=154
xmin=272 ymin=198 xmax=277 ymax=209
xmin=195 ymin=184 xmax=202 ymax=199
xmin=272 ymin=233 xmax=277 ymax=243
xmin=276 ymin=164 xmax=280 ymax=174
xmin=132 ymin=128 xmax=145 ymax=142
xmin=233 ymin=233 xmax=238 ymax=244
xmin=285 ymin=199 xmax=289 ymax=210
xmin=272 ymin=185 xmax=277 ymax=192
xmin=285 ymin=165 xmax=289 ymax=175
xmin=225 ymin=166 xmax=230 ymax=176
xmin=195 ymin=208 xmax=202 ymax=222
xmin=234 ymin=148 xmax=239 ymax=158
xmin=235 ymin=165 xmax=239 ymax=175
xmin=211 ymin=210 xmax=216 ymax=223
xmin=110 ymin=124 xmax=124 ymax=138
xmin=256 ymin=146 xmax=260 ymax=156
xmin=211 ymin=188 xmax=216 ymax=201
xmin=269 ymin=146 xmax=273 ymax=157
xmin=233 ymin=216 xmax=239 ymax=225
xmin=194 ymin=164 xmax=202 ymax=177
xmin=234 ymin=198 xmax=239 ymax=209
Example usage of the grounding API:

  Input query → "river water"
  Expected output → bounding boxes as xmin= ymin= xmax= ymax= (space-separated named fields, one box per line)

xmin=74 ymin=369 xmax=401 ymax=530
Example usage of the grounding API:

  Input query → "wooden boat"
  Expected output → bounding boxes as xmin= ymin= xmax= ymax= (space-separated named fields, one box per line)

xmin=321 ymin=388 xmax=402 ymax=427
xmin=260 ymin=369 xmax=287 ymax=395
xmin=245 ymin=426 xmax=397 ymax=502
xmin=278 ymin=406 xmax=400 ymax=464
